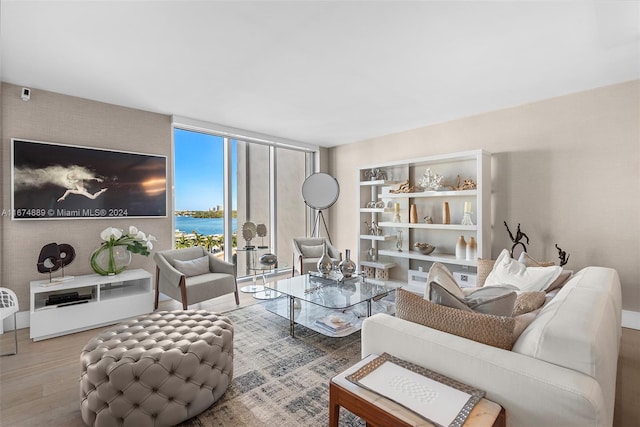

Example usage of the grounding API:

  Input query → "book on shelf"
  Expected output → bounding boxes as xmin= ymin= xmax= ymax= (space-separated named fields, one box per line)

xmin=314 ymin=315 xmax=353 ymax=333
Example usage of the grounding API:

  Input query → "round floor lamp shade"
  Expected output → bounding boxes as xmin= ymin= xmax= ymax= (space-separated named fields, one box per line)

xmin=302 ymin=173 xmax=340 ymax=210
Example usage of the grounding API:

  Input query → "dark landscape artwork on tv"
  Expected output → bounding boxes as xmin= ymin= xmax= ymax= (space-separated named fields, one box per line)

xmin=12 ymin=139 xmax=167 ymax=219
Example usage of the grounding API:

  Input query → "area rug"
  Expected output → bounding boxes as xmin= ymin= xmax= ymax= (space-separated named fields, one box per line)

xmin=179 ymin=303 xmax=366 ymax=427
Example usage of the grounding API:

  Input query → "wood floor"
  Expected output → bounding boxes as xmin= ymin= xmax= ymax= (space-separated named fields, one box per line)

xmin=1 ymin=293 xmax=639 ymax=427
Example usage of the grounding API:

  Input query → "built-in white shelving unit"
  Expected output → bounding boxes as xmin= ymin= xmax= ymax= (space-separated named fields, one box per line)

xmin=357 ymin=150 xmax=491 ymax=285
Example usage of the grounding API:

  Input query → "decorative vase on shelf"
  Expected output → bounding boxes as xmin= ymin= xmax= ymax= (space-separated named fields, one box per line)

xmin=90 ymin=245 xmax=131 ymax=276
xmin=455 ymin=235 xmax=467 ymax=259
xmin=409 ymin=204 xmax=418 ymax=224
xmin=442 ymin=202 xmax=450 ymax=224
xmin=338 ymin=249 xmax=357 ymax=278
xmin=396 ymin=230 xmax=404 ymax=252
xmin=317 ymin=241 xmax=333 ymax=276
xmin=466 ymin=236 xmax=477 ymax=261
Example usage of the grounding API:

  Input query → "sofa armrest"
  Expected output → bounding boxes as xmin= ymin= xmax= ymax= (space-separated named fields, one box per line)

xmin=362 ymin=314 xmax=608 ymax=427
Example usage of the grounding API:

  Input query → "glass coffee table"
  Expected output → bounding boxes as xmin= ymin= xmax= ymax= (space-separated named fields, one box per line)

xmin=262 ymin=273 xmax=399 ymax=337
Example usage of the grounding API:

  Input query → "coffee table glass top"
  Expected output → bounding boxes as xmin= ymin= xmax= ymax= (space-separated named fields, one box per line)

xmin=264 ymin=273 xmax=397 ymax=309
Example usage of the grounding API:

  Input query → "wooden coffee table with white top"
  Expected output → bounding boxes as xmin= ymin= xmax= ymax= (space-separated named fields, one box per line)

xmin=329 ymin=354 xmax=506 ymax=427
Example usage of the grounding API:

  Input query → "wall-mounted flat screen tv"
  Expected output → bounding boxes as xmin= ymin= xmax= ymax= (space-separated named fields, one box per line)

xmin=12 ymin=139 xmax=167 ymax=220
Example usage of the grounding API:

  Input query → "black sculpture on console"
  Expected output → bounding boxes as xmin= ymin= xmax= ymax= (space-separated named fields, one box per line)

xmin=37 ymin=243 xmax=76 ymax=282
xmin=504 ymin=221 xmax=530 ymax=258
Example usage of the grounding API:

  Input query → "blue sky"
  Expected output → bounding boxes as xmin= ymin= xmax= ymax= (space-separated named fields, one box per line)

xmin=174 ymin=129 xmax=237 ymax=211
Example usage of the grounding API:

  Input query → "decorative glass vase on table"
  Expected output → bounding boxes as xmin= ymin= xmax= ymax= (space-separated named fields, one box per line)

xmin=316 ymin=241 xmax=333 ymax=277
xmin=338 ymin=249 xmax=357 ymax=278
xmin=90 ymin=226 xmax=156 ymax=276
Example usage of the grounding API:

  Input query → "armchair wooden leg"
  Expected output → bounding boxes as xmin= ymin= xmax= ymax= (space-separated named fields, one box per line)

xmin=234 ymin=290 xmax=240 ymax=306
xmin=179 ymin=278 xmax=188 ymax=310
xmin=154 ymin=267 xmax=160 ymax=310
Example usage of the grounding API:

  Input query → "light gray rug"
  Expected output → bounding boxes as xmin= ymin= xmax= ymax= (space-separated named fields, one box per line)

xmin=179 ymin=303 xmax=365 ymax=427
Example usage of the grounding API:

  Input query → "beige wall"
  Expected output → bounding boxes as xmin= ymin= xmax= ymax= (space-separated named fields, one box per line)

xmin=1 ymin=83 xmax=172 ymax=310
xmin=328 ymin=80 xmax=640 ymax=311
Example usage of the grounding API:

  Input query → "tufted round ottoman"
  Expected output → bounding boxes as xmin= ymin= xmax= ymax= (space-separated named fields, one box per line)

xmin=80 ymin=310 xmax=233 ymax=427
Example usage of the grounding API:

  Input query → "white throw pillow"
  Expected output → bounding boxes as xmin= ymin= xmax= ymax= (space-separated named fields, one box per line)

xmin=425 ymin=262 xmax=465 ymax=300
xmin=484 ymin=249 xmax=562 ymax=292
xmin=174 ymin=255 xmax=210 ymax=277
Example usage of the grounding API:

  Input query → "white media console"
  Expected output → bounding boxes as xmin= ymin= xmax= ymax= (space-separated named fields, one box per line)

xmin=30 ymin=268 xmax=153 ymax=341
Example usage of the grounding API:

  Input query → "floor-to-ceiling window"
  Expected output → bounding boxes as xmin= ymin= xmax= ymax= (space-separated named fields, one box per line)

xmin=174 ymin=127 xmax=312 ymax=279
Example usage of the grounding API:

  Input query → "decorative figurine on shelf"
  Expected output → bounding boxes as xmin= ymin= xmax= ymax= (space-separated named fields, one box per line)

xmin=396 ymin=230 xmax=403 ymax=252
xmin=418 ymin=168 xmax=445 ymax=190
xmin=364 ymin=168 xmax=387 ymax=181
xmin=555 ymin=244 xmax=570 ymax=267
xmin=364 ymin=221 xmax=381 ymax=236
xmin=424 ymin=215 xmax=433 ymax=224
xmin=504 ymin=221 xmax=530 ymax=258
xmin=452 ymin=175 xmax=477 ymax=191
xmin=389 ymin=179 xmax=420 ymax=193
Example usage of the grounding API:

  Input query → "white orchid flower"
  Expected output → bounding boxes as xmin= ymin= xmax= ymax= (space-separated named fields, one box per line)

xmin=146 ymin=241 xmax=154 ymax=250
xmin=147 ymin=234 xmax=157 ymax=242
xmin=129 ymin=226 xmax=139 ymax=235
xmin=135 ymin=230 xmax=147 ymax=241
xmin=100 ymin=227 xmax=123 ymax=241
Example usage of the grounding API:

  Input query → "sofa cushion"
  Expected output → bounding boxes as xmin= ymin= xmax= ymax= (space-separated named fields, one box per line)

xmin=512 ymin=267 xmax=622 ymax=420
xmin=425 ymin=263 xmax=465 ymax=300
xmin=485 ymin=249 xmax=562 ymax=292
xmin=174 ymin=255 xmax=210 ymax=277
xmin=430 ymin=282 xmax=518 ymax=317
xmin=396 ymin=289 xmax=516 ymax=350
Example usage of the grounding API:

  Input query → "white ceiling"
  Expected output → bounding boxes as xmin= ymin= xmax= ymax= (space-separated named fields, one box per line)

xmin=1 ymin=1 xmax=639 ymax=147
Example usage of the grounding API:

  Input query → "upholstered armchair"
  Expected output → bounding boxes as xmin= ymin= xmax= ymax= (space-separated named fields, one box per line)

xmin=154 ymin=247 xmax=239 ymax=310
xmin=291 ymin=237 xmax=341 ymax=276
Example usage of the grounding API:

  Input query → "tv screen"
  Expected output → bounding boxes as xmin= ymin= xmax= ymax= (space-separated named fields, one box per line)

xmin=12 ymin=139 xmax=167 ymax=220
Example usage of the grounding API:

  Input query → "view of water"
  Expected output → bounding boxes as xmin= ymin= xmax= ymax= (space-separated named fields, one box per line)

xmin=175 ymin=216 xmax=238 ymax=236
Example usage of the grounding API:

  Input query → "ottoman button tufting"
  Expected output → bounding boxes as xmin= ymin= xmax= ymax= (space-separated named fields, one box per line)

xmin=80 ymin=310 xmax=233 ymax=427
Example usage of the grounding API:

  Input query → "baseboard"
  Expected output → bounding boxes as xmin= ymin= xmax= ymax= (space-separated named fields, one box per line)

xmin=622 ymin=310 xmax=640 ymax=330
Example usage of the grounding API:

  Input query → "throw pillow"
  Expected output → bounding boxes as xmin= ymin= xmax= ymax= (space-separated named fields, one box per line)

xmin=174 ymin=255 xmax=210 ymax=277
xmin=300 ymin=244 xmax=324 ymax=258
xmin=484 ymin=249 xmax=562 ymax=292
xmin=517 ymin=252 xmax=556 ymax=267
xmin=512 ymin=291 xmax=546 ymax=316
xmin=425 ymin=263 xmax=465 ymax=300
xmin=430 ymin=282 xmax=518 ymax=317
xmin=517 ymin=252 xmax=573 ymax=292
xmin=476 ymin=258 xmax=496 ymax=287
xmin=396 ymin=289 xmax=516 ymax=350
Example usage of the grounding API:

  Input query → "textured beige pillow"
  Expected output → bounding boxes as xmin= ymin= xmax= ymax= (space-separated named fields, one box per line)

xmin=174 ymin=255 xmax=210 ymax=277
xmin=396 ymin=289 xmax=516 ymax=350
xmin=512 ymin=291 xmax=546 ymax=316
xmin=477 ymin=258 xmax=496 ymax=287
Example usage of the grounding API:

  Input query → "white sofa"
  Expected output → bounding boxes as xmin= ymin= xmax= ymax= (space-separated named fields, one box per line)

xmin=361 ymin=266 xmax=622 ymax=427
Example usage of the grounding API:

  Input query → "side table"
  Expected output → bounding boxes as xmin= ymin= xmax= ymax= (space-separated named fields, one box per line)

xmin=329 ymin=354 xmax=505 ymax=427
